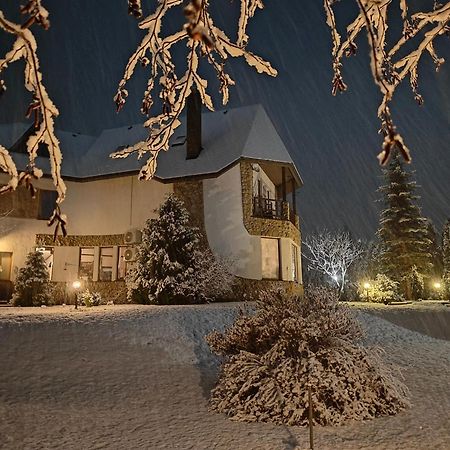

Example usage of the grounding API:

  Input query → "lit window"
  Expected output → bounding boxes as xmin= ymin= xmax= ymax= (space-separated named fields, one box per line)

xmin=291 ymin=244 xmax=299 ymax=281
xmin=117 ymin=246 xmax=129 ymax=280
xmin=99 ymin=247 xmax=113 ymax=281
xmin=0 ymin=252 xmax=12 ymax=281
xmin=261 ymin=238 xmax=280 ymax=280
xmin=79 ymin=247 xmax=94 ymax=280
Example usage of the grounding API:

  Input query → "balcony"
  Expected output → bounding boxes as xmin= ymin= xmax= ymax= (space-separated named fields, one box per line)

xmin=252 ymin=196 xmax=298 ymax=227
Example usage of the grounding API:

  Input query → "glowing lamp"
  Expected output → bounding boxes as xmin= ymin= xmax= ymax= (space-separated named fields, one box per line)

xmin=72 ymin=280 xmax=81 ymax=290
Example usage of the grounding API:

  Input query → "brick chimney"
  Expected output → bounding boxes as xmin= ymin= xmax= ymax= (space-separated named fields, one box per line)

xmin=186 ymin=88 xmax=202 ymax=160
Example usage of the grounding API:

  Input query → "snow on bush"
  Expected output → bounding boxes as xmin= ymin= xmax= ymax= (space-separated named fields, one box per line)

xmin=12 ymin=250 xmax=53 ymax=307
xmin=77 ymin=290 xmax=101 ymax=307
xmin=206 ymin=287 xmax=409 ymax=426
xmin=127 ymin=194 xmax=233 ymax=304
xmin=360 ymin=274 xmax=400 ymax=303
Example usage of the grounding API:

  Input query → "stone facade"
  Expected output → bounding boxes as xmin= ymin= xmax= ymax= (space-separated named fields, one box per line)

xmin=0 ymin=186 xmax=40 ymax=219
xmin=173 ymin=180 xmax=208 ymax=247
xmin=240 ymin=161 xmax=301 ymax=244
xmin=235 ymin=277 xmax=304 ymax=300
xmin=36 ymin=234 xmax=125 ymax=247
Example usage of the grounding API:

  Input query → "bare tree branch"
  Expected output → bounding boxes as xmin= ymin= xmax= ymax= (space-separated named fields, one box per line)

xmin=0 ymin=1 xmax=67 ymax=236
xmin=323 ymin=0 xmax=449 ymax=166
xmin=111 ymin=0 xmax=277 ymax=180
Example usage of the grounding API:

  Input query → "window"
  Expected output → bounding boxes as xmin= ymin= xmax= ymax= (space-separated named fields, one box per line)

xmin=99 ymin=247 xmax=113 ymax=281
xmin=261 ymin=238 xmax=280 ymax=280
xmin=38 ymin=190 xmax=58 ymax=220
xmin=291 ymin=244 xmax=299 ymax=281
xmin=79 ymin=247 xmax=94 ymax=280
xmin=0 ymin=252 xmax=12 ymax=281
xmin=117 ymin=246 xmax=129 ymax=280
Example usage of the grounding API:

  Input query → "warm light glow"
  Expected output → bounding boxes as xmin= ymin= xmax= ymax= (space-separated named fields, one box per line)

xmin=72 ymin=280 xmax=81 ymax=290
xmin=433 ymin=282 xmax=441 ymax=290
xmin=363 ymin=282 xmax=371 ymax=289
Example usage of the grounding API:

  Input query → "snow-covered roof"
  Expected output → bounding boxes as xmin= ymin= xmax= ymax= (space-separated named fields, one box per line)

xmin=4 ymin=105 xmax=302 ymax=185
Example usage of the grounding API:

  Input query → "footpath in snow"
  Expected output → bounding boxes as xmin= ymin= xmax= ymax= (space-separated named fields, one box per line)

xmin=0 ymin=303 xmax=449 ymax=450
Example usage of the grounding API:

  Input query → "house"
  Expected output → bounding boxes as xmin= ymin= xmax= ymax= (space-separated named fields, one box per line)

xmin=0 ymin=98 xmax=303 ymax=303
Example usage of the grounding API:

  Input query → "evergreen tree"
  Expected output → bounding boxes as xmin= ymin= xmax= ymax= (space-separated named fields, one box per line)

xmin=129 ymin=194 xmax=205 ymax=305
xmin=12 ymin=250 xmax=53 ymax=306
xmin=442 ymin=219 xmax=450 ymax=297
xmin=377 ymin=152 xmax=432 ymax=300
xmin=425 ymin=220 xmax=443 ymax=279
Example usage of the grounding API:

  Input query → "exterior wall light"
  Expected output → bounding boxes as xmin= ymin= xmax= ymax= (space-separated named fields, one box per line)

xmin=72 ymin=280 xmax=81 ymax=309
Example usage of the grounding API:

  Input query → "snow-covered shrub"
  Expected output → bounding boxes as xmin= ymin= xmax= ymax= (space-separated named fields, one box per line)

xmin=207 ymin=287 xmax=409 ymax=426
xmin=77 ymin=290 xmax=101 ymax=307
xmin=360 ymin=274 xmax=399 ymax=303
xmin=12 ymin=250 xmax=53 ymax=307
xmin=127 ymin=194 xmax=234 ymax=304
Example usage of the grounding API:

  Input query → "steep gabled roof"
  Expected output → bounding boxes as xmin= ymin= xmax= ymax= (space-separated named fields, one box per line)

xmin=4 ymin=105 xmax=302 ymax=184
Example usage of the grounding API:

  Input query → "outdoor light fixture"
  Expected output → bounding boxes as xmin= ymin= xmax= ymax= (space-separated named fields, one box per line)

xmin=72 ymin=280 xmax=81 ymax=309
xmin=363 ymin=282 xmax=371 ymax=301
xmin=433 ymin=282 xmax=441 ymax=290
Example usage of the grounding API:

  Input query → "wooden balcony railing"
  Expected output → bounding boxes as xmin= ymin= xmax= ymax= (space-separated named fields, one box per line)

xmin=253 ymin=197 xmax=285 ymax=220
xmin=252 ymin=197 xmax=298 ymax=228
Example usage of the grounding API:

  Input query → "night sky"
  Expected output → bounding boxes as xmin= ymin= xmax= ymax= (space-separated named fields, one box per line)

xmin=1 ymin=0 xmax=449 ymax=238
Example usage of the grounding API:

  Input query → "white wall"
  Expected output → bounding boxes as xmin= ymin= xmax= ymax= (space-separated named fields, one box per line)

xmin=203 ymin=164 xmax=262 ymax=280
xmin=0 ymin=174 xmax=173 ymax=281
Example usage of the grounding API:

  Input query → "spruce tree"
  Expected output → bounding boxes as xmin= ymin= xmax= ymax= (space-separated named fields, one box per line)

xmin=442 ymin=219 xmax=450 ymax=297
xmin=377 ymin=152 xmax=432 ymax=300
xmin=12 ymin=251 xmax=53 ymax=306
xmin=129 ymin=194 xmax=205 ymax=305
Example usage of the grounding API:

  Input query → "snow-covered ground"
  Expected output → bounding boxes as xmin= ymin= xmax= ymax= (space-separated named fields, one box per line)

xmin=0 ymin=303 xmax=449 ymax=450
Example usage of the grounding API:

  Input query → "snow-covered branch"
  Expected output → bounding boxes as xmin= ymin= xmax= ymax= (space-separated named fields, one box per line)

xmin=111 ymin=0 xmax=277 ymax=180
xmin=303 ymin=230 xmax=364 ymax=293
xmin=323 ymin=0 xmax=449 ymax=165
xmin=0 ymin=1 xmax=67 ymax=237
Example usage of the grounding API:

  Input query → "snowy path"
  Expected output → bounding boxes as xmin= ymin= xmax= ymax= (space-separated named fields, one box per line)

xmin=0 ymin=304 xmax=449 ymax=450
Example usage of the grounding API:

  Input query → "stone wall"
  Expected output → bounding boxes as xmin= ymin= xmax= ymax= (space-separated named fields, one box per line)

xmin=0 ymin=186 xmax=40 ymax=219
xmin=234 ymin=277 xmax=304 ymax=301
xmin=36 ymin=234 xmax=125 ymax=247
xmin=240 ymin=161 xmax=301 ymax=244
xmin=173 ymin=180 xmax=208 ymax=247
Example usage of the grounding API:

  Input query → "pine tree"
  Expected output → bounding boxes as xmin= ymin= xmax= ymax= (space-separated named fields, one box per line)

xmin=129 ymin=194 xmax=205 ymax=305
xmin=377 ymin=152 xmax=432 ymax=300
xmin=12 ymin=250 xmax=53 ymax=306
xmin=425 ymin=220 xmax=443 ymax=279
xmin=442 ymin=219 xmax=450 ymax=297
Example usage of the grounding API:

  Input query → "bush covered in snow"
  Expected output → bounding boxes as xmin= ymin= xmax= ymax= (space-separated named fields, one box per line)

xmin=77 ymin=290 xmax=101 ymax=307
xmin=206 ymin=287 xmax=409 ymax=426
xmin=360 ymin=274 xmax=400 ymax=304
xmin=12 ymin=250 xmax=53 ymax=307
xmin=127 ymin=194 xmax=234 ymax=305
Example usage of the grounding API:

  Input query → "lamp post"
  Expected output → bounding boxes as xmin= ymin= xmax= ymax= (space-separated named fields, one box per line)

xmin=72 ymin=280 xmax=81 ymax=309
xmin=363 ymin=282 xmax=371 ymax=301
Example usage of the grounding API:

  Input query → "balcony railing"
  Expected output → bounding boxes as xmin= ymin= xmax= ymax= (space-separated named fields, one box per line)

xmin=252 ymin=196 xmax=298 ymax=227
xmin=253 ymin=197 xmax=284 ymax=220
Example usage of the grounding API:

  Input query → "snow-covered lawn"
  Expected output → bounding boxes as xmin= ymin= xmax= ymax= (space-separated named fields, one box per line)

xmin=0 ymin=303 xmax=449 ymax=449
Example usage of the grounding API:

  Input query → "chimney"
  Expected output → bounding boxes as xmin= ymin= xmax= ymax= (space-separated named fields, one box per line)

xmin=186 ymin=88 xmax=202 ymax=160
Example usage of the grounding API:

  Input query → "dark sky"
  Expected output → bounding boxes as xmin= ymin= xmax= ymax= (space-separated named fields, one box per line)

xmin=1 ymin=0 xmax=449 ymax=238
